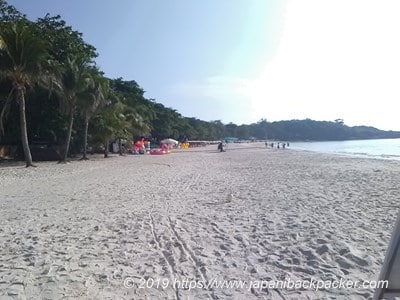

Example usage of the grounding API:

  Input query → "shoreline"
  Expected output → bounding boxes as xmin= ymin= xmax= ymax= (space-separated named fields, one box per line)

xmin=289 ymin=147 xmax=400 ymax=162
xmin=289 ymin=138 xmax=400 ymax=161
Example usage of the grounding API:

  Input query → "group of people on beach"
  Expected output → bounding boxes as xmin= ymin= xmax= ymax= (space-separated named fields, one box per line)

xmin=265 ymin=142 xmax=289 ymax=149
xmin=216 ymin=141 xmax=290 ymax=153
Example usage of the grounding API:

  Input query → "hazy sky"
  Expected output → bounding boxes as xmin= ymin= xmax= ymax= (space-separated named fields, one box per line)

xmin=8 ymin=0 xmax=400 ymax=130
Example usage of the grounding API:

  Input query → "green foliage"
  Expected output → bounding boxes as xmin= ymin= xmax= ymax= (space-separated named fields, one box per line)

xmin=110 ymin=78 xmax=152 ymax=137
xmin=90 ymin=95 xmax=127 ymax=144
xmin=0 ymin=0 xmax=25 ymax=22
xmin=0 ymin=19 xmax=50 ymax=133
xmin=35 ymin=14 xmax=97 ymax=64
xmin=56 ymin=55 xmax=93 ymax=113
xmin=0 ymin=18 xmax=53 ymax=165
xmin=243 ymin=119 xmax=400 ymax=141
xmin=0 ymin=20 xmax=49 ymax=88
xmin=55 ymin=55 xmax=97 ymax=160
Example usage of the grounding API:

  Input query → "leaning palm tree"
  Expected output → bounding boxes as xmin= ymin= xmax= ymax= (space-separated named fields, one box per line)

xmin=56 ymin=55 xmax=92 ymax=162
xmin=0 ymin=20 xmax=50 ymax=167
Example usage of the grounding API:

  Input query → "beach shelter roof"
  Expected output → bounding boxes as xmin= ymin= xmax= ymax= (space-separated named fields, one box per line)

xmin=374 ymin=212 xmax=400 ymax=299
xmin=221 ymin=137 xmax=238 ymax=142
xmin=160 ymin=138 xmax=178 ymax=145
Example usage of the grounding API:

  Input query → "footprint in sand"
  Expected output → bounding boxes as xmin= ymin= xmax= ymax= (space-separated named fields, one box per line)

xmin=336 ymin=257 xmax=353 ymax=269
xmin=219 ymin=244 xmax=230 ymax=251
xmin=316 ymin=244 xmax=330 ymax=255
xmin=344 ymin=253 xmax=369 ymax=267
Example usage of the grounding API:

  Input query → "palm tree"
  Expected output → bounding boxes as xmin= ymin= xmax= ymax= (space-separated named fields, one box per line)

xmin=91 ymin=105 xmax=117 ymax=158
xmin=0 ymin=20 xmax=50 ymax=167
xmin=123 ymin=106 xmax=151 ymax=138
xmin=56 ymin=55 xmax=92 ymax=162
xmin=78 ymin=70 xmax=107 ymax=160
xmin=91 ymin=92 xmax=131 ymax=158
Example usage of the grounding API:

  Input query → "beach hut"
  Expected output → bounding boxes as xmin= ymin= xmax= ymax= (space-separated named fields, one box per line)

xmin=374 ymin=212 xmax=400 ymax=299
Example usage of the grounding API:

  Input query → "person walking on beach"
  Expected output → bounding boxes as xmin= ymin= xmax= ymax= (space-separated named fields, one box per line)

xmin=217 ymin=142 xmax=225 ymax=152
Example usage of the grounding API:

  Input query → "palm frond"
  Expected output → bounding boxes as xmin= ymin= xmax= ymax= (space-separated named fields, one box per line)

xmin=0 ymin=87 xmax=15 ymax=134
xmin=0 ymin=20 xmax=49 ymax=88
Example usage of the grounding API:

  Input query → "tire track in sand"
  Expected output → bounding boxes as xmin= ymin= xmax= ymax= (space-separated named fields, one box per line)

xmin=149 ymin=198 xmax=181 ymax=300
xmin=168 ymin=217 xmax=215 ymax=300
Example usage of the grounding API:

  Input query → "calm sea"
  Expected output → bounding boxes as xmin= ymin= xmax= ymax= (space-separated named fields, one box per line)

xmin=290 ymin=138 xmax=400 ymax=160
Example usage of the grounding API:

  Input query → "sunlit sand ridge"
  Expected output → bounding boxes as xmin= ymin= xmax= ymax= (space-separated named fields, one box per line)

xmin=0 ymin=143 xmax=398 ymax=299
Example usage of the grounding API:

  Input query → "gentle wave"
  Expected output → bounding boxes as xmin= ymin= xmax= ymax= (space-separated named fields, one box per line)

xmin=290 ymin=138 xmax=400 ymax=160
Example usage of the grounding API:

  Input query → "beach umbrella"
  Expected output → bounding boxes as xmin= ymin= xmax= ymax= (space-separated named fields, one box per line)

xmin=160 ymin=138 xmax=178 ymax=145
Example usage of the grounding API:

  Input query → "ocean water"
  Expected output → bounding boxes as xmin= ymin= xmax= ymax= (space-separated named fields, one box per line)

xmin=290 ymin=138 xmax=400 ymax=160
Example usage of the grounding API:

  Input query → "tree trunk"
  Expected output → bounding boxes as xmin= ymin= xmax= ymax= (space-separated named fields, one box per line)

xmin=61 ymin=109 xmax=74 ymax=162
xmin=118 ymin=138 xmax=123 ymax=156
xmin=81 ymin=116 xmax=89 ymax=160
xmin=104 ymin=139 xmax=109 ymax=158
xmin=17 ymin=87 xmax=35 ymax=167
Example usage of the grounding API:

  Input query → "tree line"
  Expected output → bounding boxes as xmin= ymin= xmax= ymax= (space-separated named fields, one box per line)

xmin=1 ymin=0 xmax=399 ymax=166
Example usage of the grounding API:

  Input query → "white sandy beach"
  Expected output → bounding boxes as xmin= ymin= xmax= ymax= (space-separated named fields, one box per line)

xmin=1 ymin=143 xmax=399 ymax=299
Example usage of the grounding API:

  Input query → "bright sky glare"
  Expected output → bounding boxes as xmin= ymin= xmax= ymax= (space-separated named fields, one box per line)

xmin=8 ymin=0 xmax=400 ymax=130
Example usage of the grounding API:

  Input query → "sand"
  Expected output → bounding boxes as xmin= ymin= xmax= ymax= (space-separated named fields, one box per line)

xmin=0 ymin=143 xmax=399 ymax=299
